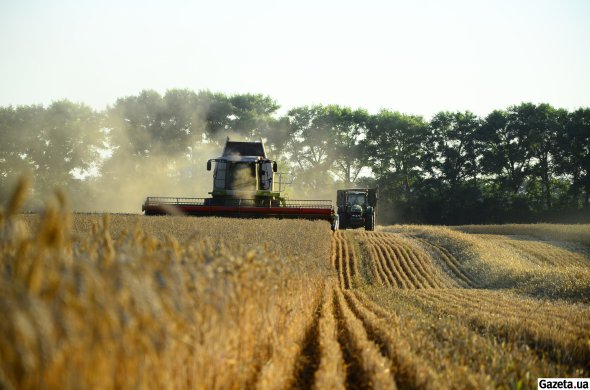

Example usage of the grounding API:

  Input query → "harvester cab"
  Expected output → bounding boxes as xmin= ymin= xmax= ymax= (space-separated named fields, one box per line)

xmin=142 ymin=137 xmax=339 ymax=230
xmin=205 ymin=139 xmax=283 ymax=206
xmin=337 ymin=188 xmax=378 ymax=231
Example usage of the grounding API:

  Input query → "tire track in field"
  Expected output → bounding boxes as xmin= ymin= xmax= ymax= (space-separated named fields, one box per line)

xmin=256 ymin=285 xmax=322 ymax=390
xmin=263 ymin=281 xmax=344 ymax=390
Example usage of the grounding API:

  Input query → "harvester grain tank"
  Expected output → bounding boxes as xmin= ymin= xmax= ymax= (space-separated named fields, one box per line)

xmin=142 ymin=138 xmax=339 ymax=229
xmin=336 ymin=188 xmax=377 ymax=231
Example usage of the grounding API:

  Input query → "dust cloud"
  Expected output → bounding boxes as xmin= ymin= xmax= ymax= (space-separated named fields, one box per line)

xmin=73 ymin=142 xmax=222 ymax=213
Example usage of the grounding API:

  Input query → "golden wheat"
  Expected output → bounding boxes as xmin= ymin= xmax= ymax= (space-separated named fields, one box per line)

xmin=3 ymin=178 xmax=590 ymax=389
xmin=1 ymin=181 xmax=331 ymax=389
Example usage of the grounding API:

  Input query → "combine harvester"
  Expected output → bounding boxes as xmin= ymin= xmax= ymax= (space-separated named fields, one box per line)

xmin=142 ymin=138 xmax=339 ymax=230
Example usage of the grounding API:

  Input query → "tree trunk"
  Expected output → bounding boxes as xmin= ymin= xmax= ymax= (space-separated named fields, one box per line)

xmin=542 ymin=173 xmax=552 ymax=210
xmin=346 ymin=162 xmax=351 ymax=187
xmin=540 ymin=155 xmax=552 ymax=211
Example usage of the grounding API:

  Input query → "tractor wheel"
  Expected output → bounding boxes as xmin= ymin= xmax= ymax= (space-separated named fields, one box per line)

xmin=365 ymin=212 xmax=375 ymax=231
xmin=338 ymin=213 xmax=346 ymax=230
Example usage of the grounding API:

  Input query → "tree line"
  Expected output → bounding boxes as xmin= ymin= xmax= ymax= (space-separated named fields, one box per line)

xmin=1 ymin=89 xmax=588 ymax=224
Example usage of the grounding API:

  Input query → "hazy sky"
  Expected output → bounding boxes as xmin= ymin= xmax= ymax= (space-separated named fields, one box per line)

xmin=1 ymin=0 xmax=589 ymax=118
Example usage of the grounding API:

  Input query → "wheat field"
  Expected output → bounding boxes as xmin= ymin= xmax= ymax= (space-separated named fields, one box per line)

xmin=1 ymin=181 xmax=589 ymax=389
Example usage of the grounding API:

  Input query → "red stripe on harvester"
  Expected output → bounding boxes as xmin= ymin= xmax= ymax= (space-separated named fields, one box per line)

xmin=180 ymin=205 xmax=332 ymax=215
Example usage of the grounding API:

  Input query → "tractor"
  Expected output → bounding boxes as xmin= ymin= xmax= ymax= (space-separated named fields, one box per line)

xmin=336 ymin=188 xmax=378 ymax=231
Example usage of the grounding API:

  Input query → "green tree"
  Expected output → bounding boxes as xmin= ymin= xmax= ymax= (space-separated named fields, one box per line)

xmin=559 ymin=108 xmax=590 ymax=206
xmin=282 ymin=104 xmax=370 ymax=196
xmin=197 ymin=91 xmax=281 ymax=147
xmin=419 ymin=111 xmax=483 ymax=223
xmin=524 ymin=103 xmax=567 ymax=210
xmin=366 ymin=110 xmax=426 ymax=195
xmin=0 ymin=105 xmax=41 ymax=200
xmin=30 ymin=101 xmax=102 ymax=197
xmin=107 ymin=89 xmax=202 ymax=158
xmin=481 ymin=103 xmax=565 ymax=211
xmin=0 ymin=101 xmax=102 ymax=205
xmin=326 ymin=105 xmax=369 ymax=186
xmin=228 ymin=93 xmax=280 ymax=137
xmin=425 ymin=111 xmax=481 ymax=189
xmin=480 ymin=108 xmax=533 ymax=195
xmin=284 ymin=105 xmax=336 ymax=194
xmin=364 ymin=111 xmax=428 ymax=223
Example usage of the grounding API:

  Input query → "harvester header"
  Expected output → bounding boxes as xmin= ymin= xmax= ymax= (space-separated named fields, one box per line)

xmin=142 ymin=137 xmax=339 ymax=229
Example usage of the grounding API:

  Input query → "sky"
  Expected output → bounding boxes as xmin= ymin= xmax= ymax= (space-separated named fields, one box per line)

xmin=1 ymin=0 xmax=589 ymax=118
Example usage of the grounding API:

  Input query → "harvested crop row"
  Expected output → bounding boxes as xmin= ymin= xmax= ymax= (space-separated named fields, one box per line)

xmin=339 ymin=232 xmax=356 ymax=289
xmin=370 ymin=235 xmax=404 ymax=288
xmin=357 ymin=231 xmax=409 ymax=288
xmin=411 ymin=289 xmax=590 ymax=367
xmin=411 ymin=236 xmax=475 ymax=287
xmin=375 ymin=233 xmax=449 ymax=289
xmin=332 ymin=232 xmax=352 ymax=289
xmin=356 ymin=232 xmax=448 ymax=289
xmin=464 ymin=233 xmax=590 ymax=269
xmin=375 ymin=234 xmax=422 ymax=289
xmin=416 ymin=290 xmax=588 ymax=339
xmin=331 ymin=233 xmax=345 ymax=289
xmin=332 ymin=231 xmax=366 ymax=289
xmin=312 ymin=281 xmax=346 ymax=390
xmin=333 ymin=287 xmax=397 ymax=389
xmin=452 ymin=223 xmax=590 ymax=246
xmin=439 ymin=288 xmax=590 ymax=325
xmin=342 ymin=235 xmax=360 ymax=286
xmin=364 ymin=286 xmax=587 ymax=388
xmin=382 ymin=225 xmax=590 ymax=301
xmin=496 ymin=237 xmax=589 ymax=268
xmin=362 ymin=234 xmax=387 ymax=286
xmin=344 ymin=290 xmax=442 ymax=390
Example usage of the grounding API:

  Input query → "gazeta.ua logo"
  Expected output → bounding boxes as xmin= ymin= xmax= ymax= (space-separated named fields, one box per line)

xmin=538 ymin=378 xmax=589 ymax=389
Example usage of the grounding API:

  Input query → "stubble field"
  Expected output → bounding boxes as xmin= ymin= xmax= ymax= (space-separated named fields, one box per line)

xmin=1 ymin=187 xmax=589 ymax=389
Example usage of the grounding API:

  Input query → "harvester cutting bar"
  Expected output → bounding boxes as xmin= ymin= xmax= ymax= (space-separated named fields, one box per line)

xmin=142 ymin=197 xmax=334 ymax=220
